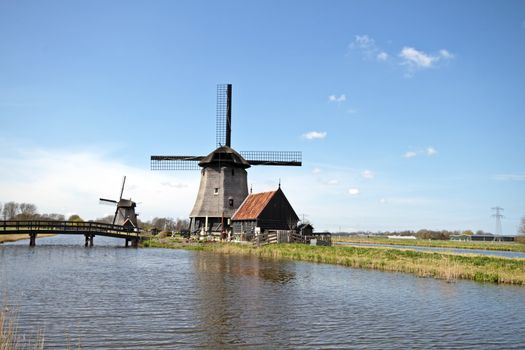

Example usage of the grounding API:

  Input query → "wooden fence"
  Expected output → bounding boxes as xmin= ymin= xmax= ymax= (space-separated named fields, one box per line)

xmin=253 ymin=231 xmax=332 ymax=246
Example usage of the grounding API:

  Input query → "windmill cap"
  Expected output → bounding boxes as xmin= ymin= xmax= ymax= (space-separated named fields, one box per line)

xmin=199 ymin=146 xmax=251 ymax=168
xmin=117 ymin=199 xmax=136 ymax=207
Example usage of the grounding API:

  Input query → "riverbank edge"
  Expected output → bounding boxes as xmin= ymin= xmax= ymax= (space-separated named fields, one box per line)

xmin=332 ymin=236 xmax=525 ymax=252
xmin=143 ymin=238 xmax=525 ymax=286
xmin=0 ymin=234 xmax=56 ymax=244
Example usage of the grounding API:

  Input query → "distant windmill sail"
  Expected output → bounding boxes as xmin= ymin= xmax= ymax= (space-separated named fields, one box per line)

xmin=119 ymin=176 xmax=126 ymax=200
xmin=99 ymin=198 xmax=118 ymax=205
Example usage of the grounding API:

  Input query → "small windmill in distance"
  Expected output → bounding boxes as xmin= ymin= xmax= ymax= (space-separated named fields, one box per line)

xmin=99 ymin=176 xmax=139 ymax=228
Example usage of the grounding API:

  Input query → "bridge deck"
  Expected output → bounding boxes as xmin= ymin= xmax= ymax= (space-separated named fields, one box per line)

xmin=0 ymin=220 xmax=144 ymax=240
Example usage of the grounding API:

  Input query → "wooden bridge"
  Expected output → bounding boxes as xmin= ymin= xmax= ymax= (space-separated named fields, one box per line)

xmin=0 ymin=220 xmax=145 ymax=247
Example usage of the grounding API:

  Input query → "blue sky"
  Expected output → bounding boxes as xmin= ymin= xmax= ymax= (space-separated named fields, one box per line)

xmin=1 ymin=0 xmax=524 ymax=233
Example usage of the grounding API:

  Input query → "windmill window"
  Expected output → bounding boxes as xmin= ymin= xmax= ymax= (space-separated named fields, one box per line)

xmin=214 ymin=188 xmax=219 ymax=195
xmin=229 ymin=198 xmax=234 ymax=207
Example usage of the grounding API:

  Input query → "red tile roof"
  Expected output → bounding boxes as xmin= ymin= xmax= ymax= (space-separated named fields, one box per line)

xmin=231 ymin=190 xmax=277 ymax=220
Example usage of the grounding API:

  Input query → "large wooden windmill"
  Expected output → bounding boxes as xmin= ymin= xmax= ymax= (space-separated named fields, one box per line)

xmin=151 ymin=84 xmax=302 ymax=234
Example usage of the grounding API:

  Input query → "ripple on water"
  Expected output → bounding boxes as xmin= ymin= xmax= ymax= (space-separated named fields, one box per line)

xmin=1 ymin=237 xmax=525 ymax=348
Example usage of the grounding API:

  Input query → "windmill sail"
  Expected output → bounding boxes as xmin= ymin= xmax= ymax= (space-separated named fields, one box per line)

xmin=241 ymin=151 xmax=302 ymax=166
xmin=99 ymin=198 xmax=118 ymax=204
xmin=150 ymin=156 xmax=203 ymax=170
xmin=216 ymin=84 xmax=232 ymax=148
xmin=119 ymin=176 xmax=126 ymax=200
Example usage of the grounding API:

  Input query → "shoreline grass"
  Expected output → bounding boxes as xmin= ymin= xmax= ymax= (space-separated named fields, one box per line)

xmin=332 ymin=235 xmax=525 ymax=253
xmin=0 ymin=234 xmax=56 ymax=244
xmin=1 ymin=302 xmax=44 ymax=350
xmin=143 ymin=237 xmax=525 ymax=285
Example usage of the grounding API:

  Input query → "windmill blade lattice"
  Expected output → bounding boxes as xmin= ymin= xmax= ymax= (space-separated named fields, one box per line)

xmin=150 ymin=155 xmax=203 ymax=170
xmin=216 ymin=84 xmax=232 ymax=148
xmin=241 ymin=151 xmax=302 ymax=166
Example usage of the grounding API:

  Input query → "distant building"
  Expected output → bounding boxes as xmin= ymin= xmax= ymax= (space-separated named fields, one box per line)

xmin=450 ymin=233 xmax=515 ymax=242
xmin=231 ymin=187 xmax=299 ymax=240
xmin=297 ymin=223 xmax=314 ymax=236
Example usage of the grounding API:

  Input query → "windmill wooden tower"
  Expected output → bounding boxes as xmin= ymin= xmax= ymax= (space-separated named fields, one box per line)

xmin=151 ymin=84 xmax=302 ymax=235
xmin=99 ymin=176 xmax=139 ymax=228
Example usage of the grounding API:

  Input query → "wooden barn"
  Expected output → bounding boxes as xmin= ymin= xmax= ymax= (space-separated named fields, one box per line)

xmin=231 ymin=187 xmax=299 ymax=241
xmin=297 ymin=223 xmax=314 ymax=236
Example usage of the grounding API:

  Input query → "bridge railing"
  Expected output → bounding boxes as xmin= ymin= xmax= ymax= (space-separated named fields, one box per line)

xmin=0 ymin=220 xmax=142 ymax=237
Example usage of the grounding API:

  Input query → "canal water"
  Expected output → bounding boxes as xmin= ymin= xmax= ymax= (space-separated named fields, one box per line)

xmin=336 ymin=242 xmax=525 ymax=259
xmin=1 ymin=235 xmax=525 ymax=349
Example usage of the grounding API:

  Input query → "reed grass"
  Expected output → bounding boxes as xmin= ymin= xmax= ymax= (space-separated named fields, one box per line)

xmin=332 ymin=235 xmax=525 ymax=252
xmin=144 ymin=237 xmax=525 ymax=285
xmin=0 ymin=234 xmax=56 ymax=244
xmin=0 ymin=303 xmax=44 ymax=350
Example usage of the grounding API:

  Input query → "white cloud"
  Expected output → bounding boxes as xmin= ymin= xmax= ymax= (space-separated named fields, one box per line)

xmin=404 ymin=147 xmax=438 ymax=158
xmin=326 ymin=179 xmax=339 ymax=185
xmin=399 ymin=47 xmax=437 ymax=68
xmin=350 ymin=35 xmax=454 ymax=76
xmin=328 ymin=94 xmax=347 ymax=103
xmin=377 ymin=52 xmax=389 ymax=61
xmin=347 ymin=108 xmax=357 ymax=114
xmin=399 ymin=47 xmax=455 ymax=76
xmin=352 ymin=34 xmax=375 ymax=50
xmin=161 ymin=182 xmax=188 ymax=188
xmin=348 ymin=188 xmax=360 ymax=195
xmin=493 ymin=173 xmax=525 ymax=181
xmin=404 ymin=151 xmax=418 ymax=158
xmin=439 ymin=49 xmax=454 ymax=59
xmin=361 ymin=170 xmax=375 ymax=179
xmin=303 ymin=131 xmax=327 ymax=140
xmin=350 ymin=34 xmax=387 ymax=62
xmin=379 ymin=198 xmax=387 ymax=204
xmin=0 ymin=147 xmax=198 ymax=221
xmin=426 ymin=147 xmax=438 ymax=156
xmin=312 ymin=167 xmax=321 ymax=174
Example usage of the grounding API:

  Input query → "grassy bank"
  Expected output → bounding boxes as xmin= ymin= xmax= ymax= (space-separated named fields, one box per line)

xmin=144 ymin=237 xmax=525 ymax=285
xmin=333 ymin=235 xmax=525 ymax=252
xmin=0 ymin=234 xmax=56 ymax=244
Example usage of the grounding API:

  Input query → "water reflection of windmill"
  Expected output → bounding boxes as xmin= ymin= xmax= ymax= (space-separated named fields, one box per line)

xmin=151 ymin=84 xmax=302 ymax=235
xmin=99 ymin=176 xmax=138 ymax=229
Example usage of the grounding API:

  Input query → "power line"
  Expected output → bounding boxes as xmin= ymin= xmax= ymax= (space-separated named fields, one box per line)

xmin=491 ymin=206 xmax=504 ymax=236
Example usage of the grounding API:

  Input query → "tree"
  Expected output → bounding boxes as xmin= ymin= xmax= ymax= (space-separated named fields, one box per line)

xmin=2 ymin=202 xmax=19 ymax=220
xmin=42 ymin=213 xmax=65 ymax=221
xmin=17 ymin=203 xmax=38 ymax=220
xmin=95 ymin=215 xmax=115 ymax=224
xmin=151 ymin=217 xmax=176 ymax=231
xmin=174 ymin=218 xmax=190 ymax=232
xmin=68 ymin=214 xmax=83 ymax=222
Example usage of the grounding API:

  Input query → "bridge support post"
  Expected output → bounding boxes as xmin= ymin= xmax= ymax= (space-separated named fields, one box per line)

xmin=29 ymin=233 xmax=37 ymax=247
xmin=84 ymin=234 xmax=94 ymax=247
xmin=131 ymin=238 xmax=139 ymax=248
xmin=125 ymin=239 xmax=129 ymax=248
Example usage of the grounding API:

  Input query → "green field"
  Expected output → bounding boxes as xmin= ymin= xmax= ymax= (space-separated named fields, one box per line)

xmin=332 ymin=235 xmax=525 ymax=252
xmin=143 ymin=237 xmax=525 ymax=285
